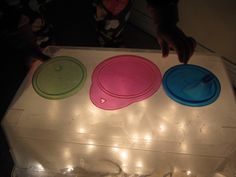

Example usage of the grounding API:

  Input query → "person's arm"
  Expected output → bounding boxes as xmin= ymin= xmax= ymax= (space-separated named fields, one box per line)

xmin=0 ymin=2 xmax=49 ymax=68
xmin=146 ymin=0 xmax=179 ymax=25
xmin=146 ymin=0 xmax=196 ymax=63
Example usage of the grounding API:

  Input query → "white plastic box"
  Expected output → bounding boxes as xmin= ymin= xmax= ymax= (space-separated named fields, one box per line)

xmin=2 ymin=47 xmax=236 ymax=177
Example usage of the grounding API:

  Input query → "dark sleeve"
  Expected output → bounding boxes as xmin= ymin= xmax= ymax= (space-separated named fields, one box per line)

xmin=146 ymin=0 xmax=179 ymax=8
xmin=146 ymin=0 xmax=179 ymax=26
xmin=0 ymin=2 xmax=22 ymax=33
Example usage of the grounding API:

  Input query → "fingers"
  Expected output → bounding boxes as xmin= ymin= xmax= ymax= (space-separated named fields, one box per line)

xmin=188 ymin=37 xmax=197 ymax=59
xmin=180 ymin=37 xmax=196 ymax=64
xmin=178 ymin=36 xmax=191 ymax=64
xmin=157 ymin=37 xmax=169 ymax=58
xmin=162 ymin=40 xmax=169 ymax=57
xmin=171 ymin=36 xmax=187 ymax=63
xmin=165 ymin=31 xmax=196 ymax=63
xmin=157 ymin=26 xmax=196 ymax=64
xmin=161 ymin=31 xmax=187 ymax=63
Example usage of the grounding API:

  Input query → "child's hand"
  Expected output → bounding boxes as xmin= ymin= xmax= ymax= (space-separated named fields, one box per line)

xmin=156 ymin=25 xmax=196 ymax=64
xmin=147 ymin=3 xmax=196 ymax=63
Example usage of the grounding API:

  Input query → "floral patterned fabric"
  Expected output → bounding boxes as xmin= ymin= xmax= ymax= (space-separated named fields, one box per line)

xmin=93 ymin=0 xmax=133 ymax=47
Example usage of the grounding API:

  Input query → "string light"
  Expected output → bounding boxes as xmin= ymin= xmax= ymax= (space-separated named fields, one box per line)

xmin=159 ymin=124 xmax=166 ymax=132
xmin=120 ymin=151 xmax=128 ymax=159
xmin=144 ymin=135 xmax=152 ymax=143
xmin=186 ymin=170 xmax=191 ymax=176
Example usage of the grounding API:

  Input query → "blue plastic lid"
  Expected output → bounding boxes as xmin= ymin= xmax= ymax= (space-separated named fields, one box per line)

xmin=162 ymin=64 xmax=221 ymax=107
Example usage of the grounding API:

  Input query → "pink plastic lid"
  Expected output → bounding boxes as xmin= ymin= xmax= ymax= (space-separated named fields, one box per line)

xmin=90 ymin=55 xmax=162 ymax=110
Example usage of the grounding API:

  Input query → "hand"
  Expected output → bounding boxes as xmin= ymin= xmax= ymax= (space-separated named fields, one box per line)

xmin=14 ymin=23 xmax=50 ymax=62
xmin=156 ymin=25 xmax=196 ymax=64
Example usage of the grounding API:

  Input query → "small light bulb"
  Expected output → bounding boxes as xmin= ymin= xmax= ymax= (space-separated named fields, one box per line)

xmin=136 ymin=161 xmax=143 ymax=168
xmin=79 ymin=128 xmax=86 ymax=133
xmin=121 ymin=151 xmax=128 ymax=159
xmin=112 ymin=144 xmax=119 ymax=151
xmin=159 ymin=124 xmax=166 ymax=132
xmin=67 ymin=167 xmax=74 ymax=172
xmin=186 ymin=170 xmax=191 ymax=176
xmin=144 ymin=135 xmax=152 ymax=142
xmin=36 ymin=164 xmax=44 ymax=171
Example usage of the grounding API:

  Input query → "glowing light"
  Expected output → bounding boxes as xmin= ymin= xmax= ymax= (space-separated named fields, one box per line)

xmin=186 ymin=170 xmax=191 ymax=176
xmin=121 ymin=151 xmax=128 ymax=159
xmin=88 ymin=144 xmax=95 ymax=149
xmin=87 ymin=140 xmax=96 ymax=150
xmin=36 ymin=164 xmax=44 ymax=171
xmin=121 ymin=163 xmax=127 ymax=167
xmin=144 ymin=135 xmax=152 ymax=142
xmin=135 ymin=161 xmax=143 ymax=174
xmin=159 ymin=124 xmax=166 ymax=132
xmin=121 ymin=164 xmax=128 ymax=172
xmin=112 ymin=144 xmax=119 ymax=151
xmin=180 ymin=122 xmax=185 ymax=129
xmin=67 ymin=166 xmax=74 ymax=172
xmin=78 ymin=127 xmax=86 ymax=133
xmin=136 ymin=161 xmax=143 ymax=168
xmin=88 ymin=140 xmax=94 ymax=145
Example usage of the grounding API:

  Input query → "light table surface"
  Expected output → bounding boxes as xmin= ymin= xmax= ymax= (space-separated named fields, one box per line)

xmin=2 ymin=46 xmax=236 ymax=177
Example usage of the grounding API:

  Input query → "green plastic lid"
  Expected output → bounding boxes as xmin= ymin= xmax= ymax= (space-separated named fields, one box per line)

xmin=32 ymin=56 xmax=86 ymax=99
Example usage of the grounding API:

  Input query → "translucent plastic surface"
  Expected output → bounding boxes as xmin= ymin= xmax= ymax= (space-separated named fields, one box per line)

xmin=2 ymin=47 xmax=236 ymax=177
xmin=90 ymin=55 xmax=162 ymax=110
xmin=163 ymin=64 xmax=221 ymax=106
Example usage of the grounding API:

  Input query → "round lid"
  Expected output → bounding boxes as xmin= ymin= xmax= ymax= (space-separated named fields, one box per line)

xmin=32 ymin=56 xmax=86 ymax=99
xmin=90 ymin=55 xmax=162 ymax=110
xmin=162 ymin=64 xmax=221 ymax=106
